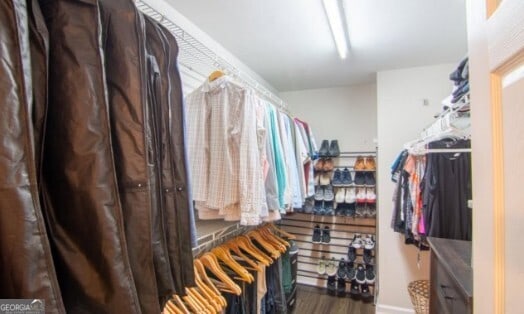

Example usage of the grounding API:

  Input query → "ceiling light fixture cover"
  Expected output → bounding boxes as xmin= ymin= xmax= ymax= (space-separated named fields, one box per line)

xmin=322 ymin=0 xmax=348 ymax=59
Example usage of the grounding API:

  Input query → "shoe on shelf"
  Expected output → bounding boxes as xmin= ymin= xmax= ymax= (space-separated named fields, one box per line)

xmin=323 ymin=158 xmax=334 ymax=172
xmin=355 ymin=264 xmax=366 ymax=284
xmin=335 ymin=188 xmax=346 ymax=203
xmin=317 ymin=256 xmax=326 ymax=275
xmin=346 ymin=261 xmax=356 ymax=280
xmin=335 ymin=202 xmax=346 ymax=216
xmin=312 ymin=225 xmax=322 ymax=243
xmin=303 ymin=198 xmax=314 ymax=214
xmin=327 ymin=275 xmax=337 ymax=296
xmin=318 ymin=140 xmax=330 ymax=157
xmin=337 ymin=277 xmax=346 ymax=297
xmin=347 ymin=245 xmax=357 ymax=262
xmin=365 ymin=264 xmax=376 ymax=284
xmin=328 ymin=140 xmax=340 ymax=157
xmin=341 ymin=168 xmax=353 ymax=186
xmin=364 ymin=156 xmax=376 ymax=170
xmin=320 ymin=172 xmax=331 ymax=186
xmin=368 ymin=204 xmax=376 ymax=218
xmin=354 ymin=156 xmax=365 ymax=170
xmin=321 ymin=226 xmax=331 ymax=244
xmin=356 ymin=187 xmax=367 ymax=203
xmin=325 ymin=258 xmax=337 ymax=276
xmin=363 ymin=248 xmax=373 ymax=265
xmin=354 ymin=171 xmax=366 ymax=185
xmin=314 ymin=173 xmax=320 ymax=186
xmin=345 ymin=187 xmax=356 ymax=204
xmin=346 ymin=203 xmax=356 ymax=217
xmin=351 ymin=234 xmax=364 ymax=249
xmin=314 ymin=186 xmax=324 ymax=201
xmin=324 ymin=185 xmax=334 ymax=202
xmin=332 ymin=169 xmax=343 ymax=186
xmin=366 ymin=187 xmax=376 ymax=204
xmin=313 ymin=201 xmax=323 ymax=215
xmin=360 ymin=283 xmax=373 ymax=303
xmin=364 ymin=172 xmax=376 ymax=186
xmin=314 ymin=159 xmax=325 ymax=171
xmin=337 ymin=258 xmax=347 ymax=279
xmin=364 ymin=234 xmax=375 ymax=250
xmin=323 ymin=201 xmax=335 ymax=216
xmin=349 ymin=279 xmax=361 ymax=300
xmin=355 ymin=204 xmax=366 ymax=218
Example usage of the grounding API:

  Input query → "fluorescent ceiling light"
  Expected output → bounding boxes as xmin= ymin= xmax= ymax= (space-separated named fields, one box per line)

xmin=322 ymin=0 xmax=348 ymax=59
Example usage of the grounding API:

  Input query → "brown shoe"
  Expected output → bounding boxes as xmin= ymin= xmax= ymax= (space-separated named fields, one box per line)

xmin=314 ymin=159 xmax=325 ymax=171
xmin=354 ymin=156 xmax=365 ymax=170
xmin=323 ymin=158 xmax=334 ymax=171
xmin=364 ymin=156 xmax=376 ymax=170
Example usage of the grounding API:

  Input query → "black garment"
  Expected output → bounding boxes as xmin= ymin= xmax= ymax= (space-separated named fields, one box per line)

xmin=264 ymin=258 xmax=287 ymax=314
xmin=98 ymin=1 xmax=162 ymax=312
xmin=40 ymin=0 xmax=141 ymax=312
xmin=423 ymin=139 xmax=472 ymax=240
xmin=156 ymin=23 xmax=197 ymax=290
xmin=0 ymin=1 xmax=65 ymax=312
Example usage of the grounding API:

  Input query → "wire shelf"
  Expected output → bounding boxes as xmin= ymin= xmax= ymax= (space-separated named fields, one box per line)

xmin=135 ymin=0 xmax=288 ymax=112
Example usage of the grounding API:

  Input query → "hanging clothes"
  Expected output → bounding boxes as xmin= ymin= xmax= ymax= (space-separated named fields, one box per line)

xmin=0 ymin=1 xmax=65 ymax=312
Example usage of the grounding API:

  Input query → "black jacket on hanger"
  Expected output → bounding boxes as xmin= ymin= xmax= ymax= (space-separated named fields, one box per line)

xmin=40 ymin=0 xmax=141 ymax=312
xmin=0 ymin=1 xmax=65 ymax=312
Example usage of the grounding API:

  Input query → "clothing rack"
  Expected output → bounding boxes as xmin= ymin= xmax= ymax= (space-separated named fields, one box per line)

xmin=192 ymin=222 xmax=251 ymax=257
xmin=134 ymin=0 xmax=289 ymax=113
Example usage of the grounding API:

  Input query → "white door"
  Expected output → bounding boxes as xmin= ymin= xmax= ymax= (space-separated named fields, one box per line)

xmin=468 ymin=1 xmax=524 ymax=313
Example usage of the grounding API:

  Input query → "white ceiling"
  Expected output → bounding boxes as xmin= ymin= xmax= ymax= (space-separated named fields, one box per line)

xmin=166 ymin=0 xmax=467 ymax=92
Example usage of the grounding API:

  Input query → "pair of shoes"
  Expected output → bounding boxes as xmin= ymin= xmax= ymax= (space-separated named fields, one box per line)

xmin=315 ymin=186 xmax=334 ymax=201
xmin=302 ymin=198 xmax=314 ymax=214
xmin=354 ymin=156 xmax=376 ymax=170
xmin=313 ymin=201 xmax=335 ymax=216
xmin=355 ymin=204 xmax=366 ymax=218
xmin=355 ymin=187 xmax=376 ymax=203
xmin=335 ymin=187 xmax=356 ymax=204
xmin=318 ymin=140 xmax=340 ymax=157
xmin=354 ymin=172 xmax=375 ymax=186
xmin=312 ymin=225 xmax=331 ymax=244
xmin=350 ymin=234 xmax=364 ymax=249
xmin=314 ymin=158 xmax=335 ymax=172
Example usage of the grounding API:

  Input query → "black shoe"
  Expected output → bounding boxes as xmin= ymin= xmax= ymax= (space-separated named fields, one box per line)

xmin=365 ymin=264 xmax=376 ymax=284
xmin=318 ymin=140 xmax=329 ymax=157
xmin=327 ymin=275 xmax=337 ymax=296
xmin=349 ymin=279 xmax=361 ymax=300
xmin=337 ymin=277 xmax=346 ymax=297
xmin=328 ymin=140 xmax=340 ymax=157
xmin=313 ymin=201 xmax=323 ymax=215
xmin=347 ymin=246 xmax=356 ymax=262
xmin=361 ymin=283 xmax=373 ymax=303
xmin=363 ymin=248 xmax=373 ymax=264
xmin=355 ymin=264 xmax=366 ymax=284
xmin=346 ymin=203 xmax=356 ymax=217
xmin=364 ymin=172 xmax=375 ymax=186
xmin=321 ymin=226 xmax=331 ymax=244
xmin=323 ymin=201 xmax=334 ymax=216
xmin=337 ymin=258 xmax=347 ymax=279
xmin=354 ymin=172 xmax=365 ymax=185
xmin=346 ymin=261 xmax=356 ymax=280
xmin=312 ymin=225 xmax=321 ymax=243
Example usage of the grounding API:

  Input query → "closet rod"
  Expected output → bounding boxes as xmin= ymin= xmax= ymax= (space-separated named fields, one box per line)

xmin=426 ymin=148 xmax=471 ymax=153
xmin=337 ymin=151 xmax=377 ymax=155
xmin=135 ymin=0 xmax=289 ymax=113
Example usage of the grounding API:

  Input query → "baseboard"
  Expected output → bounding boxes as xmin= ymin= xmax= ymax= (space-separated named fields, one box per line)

xmin=376 ymin=303 xmax=415 ymax=314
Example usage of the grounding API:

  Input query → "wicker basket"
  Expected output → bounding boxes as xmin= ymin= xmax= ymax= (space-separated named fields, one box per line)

xmin=408 ymin=280 xmax=430 ymax=314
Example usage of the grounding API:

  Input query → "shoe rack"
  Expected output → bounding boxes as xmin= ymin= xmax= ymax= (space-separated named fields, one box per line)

xmin=278 ymin=151 xmax=379 ymax=303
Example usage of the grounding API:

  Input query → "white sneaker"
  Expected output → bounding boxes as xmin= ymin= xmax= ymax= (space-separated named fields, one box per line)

xmin=320 ymin=172 xmax=331 ymax=186
xmin=366 ymin=187 xmax=376 ymax=204
xmin=364 ymin=234 xmax=375 ymax=250
xmin=356 ymin=187 xmax=366 ymax=203
xmin=335 ymin=188 xmax=346 ymax=203
xmin=351 ymin=234 xmax=364 ymax=249
xmin=314 ymin=186 xmax=324 ymax=201
xmin=345 ymin=187 xmax=356 ymax=203
xmin=317 ymin=257 xmax=326 ymax=275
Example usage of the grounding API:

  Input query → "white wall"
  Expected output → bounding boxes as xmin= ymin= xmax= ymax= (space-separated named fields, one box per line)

xmin=376 ymin=63 xmax=456 ymax=312
xmin=281 ymin=84 xmax=377 ymax=152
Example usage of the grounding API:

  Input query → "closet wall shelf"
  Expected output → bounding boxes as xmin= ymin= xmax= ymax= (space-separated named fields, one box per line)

xmin=135 ymin=0 xmax=289 ymax=112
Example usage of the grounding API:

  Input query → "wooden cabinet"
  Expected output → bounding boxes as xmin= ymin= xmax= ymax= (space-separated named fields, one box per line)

xmin=428 ymin=237 xmax=473 ymax=314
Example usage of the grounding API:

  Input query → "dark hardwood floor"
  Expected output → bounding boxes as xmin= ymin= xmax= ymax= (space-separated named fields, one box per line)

xmin=292 ymin=285 xmax=375 ymax=314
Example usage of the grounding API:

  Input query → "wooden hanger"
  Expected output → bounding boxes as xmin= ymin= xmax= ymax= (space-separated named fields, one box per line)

xmin=237 ymin=235 xmax=273 ymax=264
xmin=208 ymin=70 xmax=225 ymax=82
xmin=225 ymin=240 xmax=261 ymax=272
xmin=194 ymin=260 xmax=227 ymax=307
xmin=187 ymin=287 xmax=214 ymax=314
xmin=172 ymin=295 xmax=191 ymax=314
xmin=267 ymin=223 xmax=296 ymax=240
xmin=193 ymin=264 xmax=223 ymax=311
xmin=247 ymin=230 xmax=281 ymax=259
xmin=259 ymin=227 xmax=288 ymax=251
xmin=164 ymin=299 xmax=184 ymax=314
xmin=233 ymin=236 xmax=271 ymax=267
xmin=200 ymin=253 xmax=241 ymax=295
xmin=211 ymin=246 xmax=254 ymax=283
